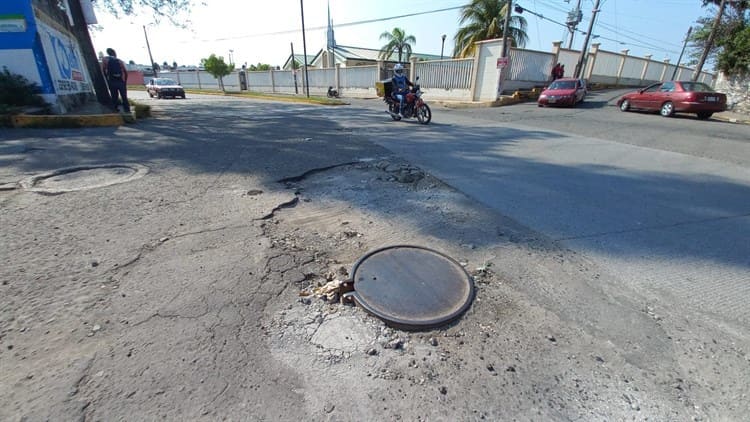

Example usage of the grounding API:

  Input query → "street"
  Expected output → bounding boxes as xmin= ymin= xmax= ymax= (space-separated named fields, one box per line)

xmin=1 ymin=90 xmax=749 ymax=421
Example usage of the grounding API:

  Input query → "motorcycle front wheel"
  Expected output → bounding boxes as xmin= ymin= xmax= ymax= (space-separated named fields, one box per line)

xmin=416 ymin=104 xmax=432 ymax=124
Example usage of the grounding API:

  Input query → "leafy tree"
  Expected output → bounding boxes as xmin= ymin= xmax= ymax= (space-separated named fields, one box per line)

xmin=152 ymin=62 xmax=160 ymax=72
xmin=201 ymin=54 xmax=234 ymax=91
xmin=453 ymin=0 xmax=528 ymax=58
xmin=96 ymin=0 xmax=194 ymax=26
xmin=173 ymin=61 xmax=178 ymax=69
xmin=716 ymin=23 xmax=750 ymax=74
xmin=248 ymin=63 xmax=272 ymax=71
xmin=688 ymin=0 xmax=749 ymax=73
xmin=378 ymin=27 xmax=416 ymax=63
xmin=128 ymin=59 xmax=136 ymax=65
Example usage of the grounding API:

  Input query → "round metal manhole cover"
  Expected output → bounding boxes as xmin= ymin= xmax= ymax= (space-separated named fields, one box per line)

xmin=21 ymin=164 xmax=149 ymax=194
xmin=345 ymin=245 xmax=475 ymax=330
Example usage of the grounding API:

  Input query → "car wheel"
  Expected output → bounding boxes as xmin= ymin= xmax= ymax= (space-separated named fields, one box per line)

xmin=696 ymin=111 xmax=713 ymax=120
xmin=157 ymin=92 xmax=163 ymax=99
xmin=660 ymin=101 xmax=674 ymax=117
xmin=180 ymin=95 xmax=186 ymax=99
xmin=619 ymin=99 xmax=630 ymax=112
xmin=148 ymin=91 xmax=153 ymax=98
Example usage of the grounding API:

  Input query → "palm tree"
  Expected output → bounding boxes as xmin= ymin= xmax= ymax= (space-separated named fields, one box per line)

xmin=379 ymin=27 xmax=416 ymax=63
xmin=453 ymin=0 xmax=528 ymax=58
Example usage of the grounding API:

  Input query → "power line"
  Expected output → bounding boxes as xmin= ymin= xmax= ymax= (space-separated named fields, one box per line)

xmin=189 ymin=5 xmax=465 ymax=43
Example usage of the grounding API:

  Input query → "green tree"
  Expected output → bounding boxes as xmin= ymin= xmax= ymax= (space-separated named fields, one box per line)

xmin=716 ymin=24 xmax=750 ymax=74
xmin=97 ymin=0 xmax=194 ymax=26
xmin=201 ymin=54 xmax=234 ymax=91
xmin=453 ymin=0 xmax=528 ymax=58
xmin=249 ymin=63 xmax=272 ymax=71
xmin=378 ymin=27 xmax=416 ymax=63
xmin=688 ymin=0 xmax=749 ymax=72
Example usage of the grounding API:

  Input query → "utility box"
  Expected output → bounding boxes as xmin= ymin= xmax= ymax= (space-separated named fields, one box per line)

xmin=375 ymin=79 xmax=393 ymax=98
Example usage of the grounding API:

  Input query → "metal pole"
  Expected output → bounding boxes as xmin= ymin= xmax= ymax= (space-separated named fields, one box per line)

xmin=692 ymin=0 xmax=726 ymax=81
xmin=291 ymin=42 xmax=298 ymax=94
xmin=574 ymin=0 xmax=600 ymax=79
xmin=567 ymin=0 xmax=582 ymax=49
xmin=500 ymin=0 xmax=513 ymax=58
xmin=143 ymin=25 xmax=157 ymax=77
xmin=300 ymin=0 xmax=310 ymax=97
xmin=440 ymin=34 xmax=446 ymax=60
xmin=672 ymin=27 xmax=693 ymax=80
xmin=67 ymin=0 xmax=111 ymax=106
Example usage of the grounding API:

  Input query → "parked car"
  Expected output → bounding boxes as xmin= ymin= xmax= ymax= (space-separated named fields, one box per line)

xmin=145 ymin=78 xmax=186 ymax=99
xmin=538 ymin=78 xmax=587 ymax=107
xmin=616 ymin=81 xmax=726 ymax=119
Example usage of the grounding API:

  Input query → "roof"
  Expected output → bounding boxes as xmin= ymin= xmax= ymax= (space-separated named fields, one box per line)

xmin=282 ymin=53 xmax=317 ymax=70
xmin=309 ymin=45 xmax=442 ymax=67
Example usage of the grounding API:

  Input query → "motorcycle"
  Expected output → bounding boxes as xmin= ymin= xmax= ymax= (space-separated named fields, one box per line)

xmin=385 ymin=76 xmax=432 ymax=124
xmin=327 ymin=86 xmax=340 ymax=98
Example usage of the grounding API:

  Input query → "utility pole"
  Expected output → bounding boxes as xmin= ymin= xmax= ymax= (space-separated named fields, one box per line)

xmin=67 ymin=0 xmax=111 ymax=106
xmin=566 ymin=0 xmax=583 ymax=49
xmin=672 ymin=27 xmax=693 ymax=80
xmin=300 ymin=0 xmax=310 ymax=97
xmin=291 ymin=42 xmax=298 ymax=94
xmin=143 ymin=25 xmax=157 ymax=77
xmin=574 ymin=0 xmax=601 ymax=79
xmin=500 ymin=0 xmax=513 ymax=58
xmin=692 ymin=0 xmax=726 ymax=81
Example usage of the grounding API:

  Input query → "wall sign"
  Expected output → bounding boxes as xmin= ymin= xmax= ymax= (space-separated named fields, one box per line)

xmin=0 ymin=14 xmax=26 ymax=32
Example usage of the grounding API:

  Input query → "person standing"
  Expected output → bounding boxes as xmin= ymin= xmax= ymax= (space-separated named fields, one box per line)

xmin=551 ymin=62 xmax=561 ymax=81
xmin=102 ymin=48 xmax=130 ymax=113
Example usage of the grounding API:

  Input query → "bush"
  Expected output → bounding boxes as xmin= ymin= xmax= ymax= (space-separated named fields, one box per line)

xmin=0 ymin=67 xmax=47 ymax=111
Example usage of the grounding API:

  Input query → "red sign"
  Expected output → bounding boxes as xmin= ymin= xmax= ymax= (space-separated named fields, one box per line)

xmin=496 ymin=57 xmax=509 ymax=68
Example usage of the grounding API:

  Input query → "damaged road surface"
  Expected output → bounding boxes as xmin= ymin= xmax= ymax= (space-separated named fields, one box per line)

xmin=1 ymin=93 xmax=748 ymax=421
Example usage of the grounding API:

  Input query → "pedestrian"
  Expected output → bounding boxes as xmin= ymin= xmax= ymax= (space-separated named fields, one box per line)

xmin=558 ymin=64 xmax=565 ymax=79
xmin=551 ymin=62 xmax=561 ymax=81
xmin=102 ymin=48 xmax=130 ymax=113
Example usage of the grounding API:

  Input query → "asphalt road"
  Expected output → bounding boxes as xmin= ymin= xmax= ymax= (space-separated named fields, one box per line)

xmin=354 ymin=90 xmax=750 ymax=330
xmin=132 ymin=90 xmax=750 ymax=329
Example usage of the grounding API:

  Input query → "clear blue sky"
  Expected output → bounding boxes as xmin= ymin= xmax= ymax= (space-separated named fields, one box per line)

xmin=90 ymin=0 xmax=713 ymax=69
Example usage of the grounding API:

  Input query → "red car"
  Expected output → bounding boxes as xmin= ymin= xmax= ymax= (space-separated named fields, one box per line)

xmin=537 ymin=78 xmax=587 ymax=107
xmin=617 ymin=81 xmax=726 ymax=119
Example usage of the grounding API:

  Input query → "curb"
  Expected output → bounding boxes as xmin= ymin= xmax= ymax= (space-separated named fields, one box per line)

xmin=7 ymin=113 xmax=131 ymax=128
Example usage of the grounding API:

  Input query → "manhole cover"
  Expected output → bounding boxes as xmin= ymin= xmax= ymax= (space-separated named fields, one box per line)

xmin=21 ymin=164 xmax=148 ymax=194
xmin=343 ymin=245 xmax=475 ymax=330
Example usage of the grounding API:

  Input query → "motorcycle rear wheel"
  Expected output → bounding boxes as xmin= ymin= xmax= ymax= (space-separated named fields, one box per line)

xmin=416 ymin=104 xmax=432 ymax=124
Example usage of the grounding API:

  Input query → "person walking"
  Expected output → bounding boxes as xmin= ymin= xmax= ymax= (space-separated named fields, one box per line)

xmin=551 ymin=62 xmax=561 ymax=81
xmin=102 ymin=48 xmax=130 ymax=113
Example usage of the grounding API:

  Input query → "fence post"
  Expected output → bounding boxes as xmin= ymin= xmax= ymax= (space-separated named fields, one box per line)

xmin=269 ymin=68 xmax=275 ymax=93
xmin=615 ymin=49 xmax=628 ymax=86
xmin=584 ymin=43 xmax=599 ymax=81
xmin=335 ymin=63 xmax=341 ymax=92
xmin=376 ymin=60 xmax=384 ymax=81
xmin=640 ymin=55 xmax=651 ymax=84
xmin=469 ymin=41 xmax=482 ymax=101
xmin=197 ymin=69 xmax=202 ymax=89
xmin=659 ymin=59 xmax=670 ymax=82
xmin=409 ymin=56 xmax=418 ymax=81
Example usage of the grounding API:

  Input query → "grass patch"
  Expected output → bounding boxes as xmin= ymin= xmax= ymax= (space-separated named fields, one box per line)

xmin=183 ymin=89 xmax=347 ymax=106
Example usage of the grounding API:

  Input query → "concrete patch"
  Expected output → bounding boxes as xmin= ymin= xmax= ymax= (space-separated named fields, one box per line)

xmin=310 ymin=315 xmax=376 ymax=352
xmin=20 ymin=163 xmax=149 ymax=194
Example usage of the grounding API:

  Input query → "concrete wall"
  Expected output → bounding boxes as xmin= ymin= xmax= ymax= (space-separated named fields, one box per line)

xmin=715 ymin=71 xmax=750 ymax=113
xmin=0 ymin=0 xmax=96 ymax=113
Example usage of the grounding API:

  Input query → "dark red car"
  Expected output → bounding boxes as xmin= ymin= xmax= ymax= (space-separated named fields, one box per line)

xmin=537 ymin=78 xmax=587 ymax=107
xmin=617 ymin=81 xmax=726 ymax=119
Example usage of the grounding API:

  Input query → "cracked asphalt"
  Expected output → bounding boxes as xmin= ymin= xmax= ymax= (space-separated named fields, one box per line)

xmin=1 ymin=92 xmax=748 ymax=421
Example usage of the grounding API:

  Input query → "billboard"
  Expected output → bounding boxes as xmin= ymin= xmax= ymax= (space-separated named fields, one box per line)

xmin=36 ymin=20 xmax=92 ymax=95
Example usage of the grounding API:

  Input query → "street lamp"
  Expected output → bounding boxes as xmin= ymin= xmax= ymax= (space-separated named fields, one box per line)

xmin=229 ymin=49 xmax=234 ymax=65
xmin=440 ymin=34 xmax=446 ymax=60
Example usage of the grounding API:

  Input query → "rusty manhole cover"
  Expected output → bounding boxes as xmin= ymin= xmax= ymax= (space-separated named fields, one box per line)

xmin=21 ymin=164 xmax=149 ymax=194
xmin=343 ymin=245 xmax=475 ymax=330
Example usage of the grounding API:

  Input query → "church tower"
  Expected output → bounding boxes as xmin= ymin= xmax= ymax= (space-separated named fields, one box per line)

xmin=326 ymin=1 xmax=336 ymax=67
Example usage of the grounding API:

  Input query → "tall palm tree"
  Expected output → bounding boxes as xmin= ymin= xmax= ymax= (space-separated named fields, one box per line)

xmin=379 ymin=27 xmax=416 ymax=63
xmin=453 ymin=0 xmax=528 ymax=58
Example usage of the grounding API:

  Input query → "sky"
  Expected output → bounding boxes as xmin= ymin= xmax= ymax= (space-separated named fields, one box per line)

xmin=89 ymin=0 xmax=714 ymax=69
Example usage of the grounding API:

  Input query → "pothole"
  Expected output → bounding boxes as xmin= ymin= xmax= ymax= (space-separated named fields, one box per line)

xmin=21 ymin=164 xmax=149 ymax=194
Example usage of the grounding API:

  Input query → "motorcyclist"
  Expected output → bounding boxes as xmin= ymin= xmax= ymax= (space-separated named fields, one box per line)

xmin=391 ymin=63 xmax=414 ymax=117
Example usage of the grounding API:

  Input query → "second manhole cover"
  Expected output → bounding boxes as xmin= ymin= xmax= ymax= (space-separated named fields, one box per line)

xmin=21 ymin=164 xmax=149 ymax=194
xmin=344 ymin=245 xmax=475 ymax=330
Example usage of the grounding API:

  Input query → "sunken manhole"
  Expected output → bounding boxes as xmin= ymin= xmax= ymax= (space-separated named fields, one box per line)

xmin=21 ymin=164 xmax=149 ymax=194
xmin=342 ymin=245 xmax=475 ymax=330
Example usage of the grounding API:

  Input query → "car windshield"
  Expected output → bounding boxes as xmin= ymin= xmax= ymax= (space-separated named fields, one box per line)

xmin=680 ymin=82 xmax=714 ymax=92
xmin=154 ymin=78 xmax=178 ymax=86
xmin=549 ymin=80 xmax=576 ymax=90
